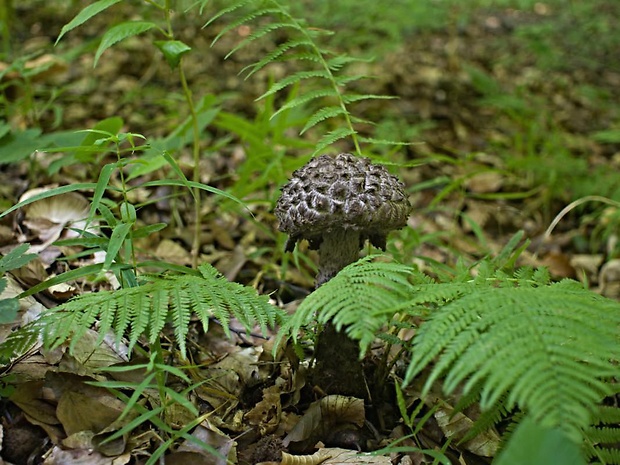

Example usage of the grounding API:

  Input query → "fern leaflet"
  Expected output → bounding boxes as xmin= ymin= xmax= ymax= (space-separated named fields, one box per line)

xmin=5 ymin=264 xmax=284 ymax=360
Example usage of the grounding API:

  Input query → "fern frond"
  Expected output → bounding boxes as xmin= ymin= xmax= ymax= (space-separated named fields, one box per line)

xmin=595 ymin=405 xmax=620 ymax=424
xmin=314 ymin=127 xmax=357 ymax=154
xmin=586 ymin=446 xmax=620 ymax=464
xmin=206 ymin=0 xmax=399 ymax=155
xmin=405 ymin=279 xmax=620 ymax=440
xmin=258 ymin=70 xmax=330 ymax=99
xmin=300 ymin=106 xmax=346 ymax=134
xmin=326 ymin=55 xmax=372 ymax=71
xmin=226 ymin=22 xmax=302 ymax=59
xmin=211 ymin=7 xmax=281 ymax=46
xmin=28 ymin=264 xmax=283 ymax=358
xmin=280 ymin=256 xmax=422 ymax=353
xmin=204 ymin=0 xmax=254 ymax=34
xmin=244 ymin=38 xmax=314 ymax=76
xmin=342 ymin=93 xmax=398 ymax=104
xmin=585 ymin=426 xmax=620 ymax=445
xmin=272 ymin=89 xmax=338 ymax=118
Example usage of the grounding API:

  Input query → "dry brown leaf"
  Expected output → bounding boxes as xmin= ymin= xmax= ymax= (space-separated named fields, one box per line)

xmin=433 ymin=403 xmax=499 ymax=457
xmin=283 ymin=447 xmax=391 ymax=465
xmin=245 ymin=384 xmax=282 ymax=435
xmin=464 ymin=171 xmax=504 ymax=194
xmin=172 ymin=420 xmax=237 ymax=465
xmin=155 ymin=239 xmax=192 ymax=265
xmin=56 ymin=390 xmax=125 ymax=437
xmin=42 ymin=446 xmax=130 ymax=465
xmin=283 ymin=396 xmax=364 ymax=447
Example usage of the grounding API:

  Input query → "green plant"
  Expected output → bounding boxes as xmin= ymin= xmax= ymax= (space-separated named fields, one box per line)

xmin=0 ymin=244 xmax=37 ymax=325
xmin=87 ymin=352 xmax=230 ymax=465
xmin=53 ymin=0 xmax=228 ymax=267
xmin=204 ymin=0 xmax=402 ymax=157
xmin=280 ymin=232 xmax=620 ymax=462
xmin=1 ymin=261 xmax=284 ymax=362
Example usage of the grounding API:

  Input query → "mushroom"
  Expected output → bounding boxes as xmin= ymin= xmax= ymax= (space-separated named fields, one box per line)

xmin=275 ymin=153 xmax=411 ymax=286
xmin=275 ymin=153 xmax=411 ymax=397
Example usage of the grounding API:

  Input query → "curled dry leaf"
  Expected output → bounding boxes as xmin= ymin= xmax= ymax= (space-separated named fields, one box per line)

xmin=283 ymin=448 xmax=392 ymax=465
xmin=283 ymin=395 xmax=365 ymax=447
xmin=281 ymin=450 xmax=332 ymax=465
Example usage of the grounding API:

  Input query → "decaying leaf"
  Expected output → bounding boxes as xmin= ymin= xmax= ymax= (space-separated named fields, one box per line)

xmin=282 ymin=447 xmax=392 ymax=465
xmin=407 ymin=377 xmax=500 ymax=457
xmin=282 ymin=449 xmax=332 ymax=465
xmin=283 ymin=395 xmax=365 ymax=447
xmin=245 ymin=384 xmax=283 ymax=435
xmin=433 ymin=402 xmax=499 ymax=457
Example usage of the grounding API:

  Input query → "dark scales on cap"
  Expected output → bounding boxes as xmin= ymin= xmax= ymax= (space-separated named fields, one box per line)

xmin=275 ymin=153 xmax=411 ymax=253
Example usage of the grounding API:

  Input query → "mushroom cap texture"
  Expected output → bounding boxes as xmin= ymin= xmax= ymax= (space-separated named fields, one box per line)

xmin=275 ymin=153 xmax=411 ymax=251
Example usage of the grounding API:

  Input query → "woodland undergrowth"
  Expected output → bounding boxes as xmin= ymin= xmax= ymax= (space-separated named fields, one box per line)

xmin=1 ymin=1 xmax=619 ymax=464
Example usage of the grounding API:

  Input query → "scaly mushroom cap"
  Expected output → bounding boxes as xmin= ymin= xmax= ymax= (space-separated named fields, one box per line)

xmin=275 ymin=153 xmax=411 ymax=252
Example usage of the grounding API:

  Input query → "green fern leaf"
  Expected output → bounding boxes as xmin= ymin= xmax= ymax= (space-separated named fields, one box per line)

xmin=226 ymin=23 xmax=301 ymax=59
xmin=204 ymin=0 xmax=253 ymax=32
xmin=280 ymin=257 xmax=421 ymax=353
xmin=272 ymin=89 xmax=338 ymax=118
xmin=342 ymin=93 xmax=398 ymax=104
xmin=23 ymin=264 xmax=283 ymax=359
xmin=586 ymin=446 xmax=620 ymax=464
xmin=300 ymin=106 xmax=346 ymax=134
xmin=211 ymin=7 xmax=281 ymax=46
xmin=149 ymin=287 xmax=170 ymax=344
xmin=405 ymin=280 xmax=620 ymax=440
xmin=259 ymin=70 xmax=330 ymax=99
xmin=314 ymin=127 xmax=357 ymax=155
xmin=244 ymin=38 xmax=313 ymax=76
xmin=327 ymin=55 xmax=372 ymax=71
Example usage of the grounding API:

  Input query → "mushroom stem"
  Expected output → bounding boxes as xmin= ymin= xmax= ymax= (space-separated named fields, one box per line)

xmin=316 ymin=229 xmax=361 ymax=287
xmin=314 ymin=228 xmax=366 ymax=398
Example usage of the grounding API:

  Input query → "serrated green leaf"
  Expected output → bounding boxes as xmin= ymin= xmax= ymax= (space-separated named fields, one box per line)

xmin=327 ymin=54 xmax=371 ymax=71
xmin=203 ymin=0 xmax=252 ymax=30
xmin=154 ymin=40 xmax=191 ymax=69
xmin=300 ymin=106 xmax=345 ymax=134
xmin=272 ymin=88 xmax=337 ymax=119
xmin=225 ymin=23 xmax=300 ymax=59
xmin=94 ymin=21 xmax=157 ymax=67
xmin=258 ymin=70 xmax=328 ymax=99
xmin=56 ymin=0 xmax=122 ymax=45
xmin=244 ymin=38 xmax=312 ymax=77
xmin=211 ymin=7 xmax=280 ymax=46
xmin=313 ymin=127 xmax=356 ymax=155
xmin=342 ymin=93 xmax=397 ymax=104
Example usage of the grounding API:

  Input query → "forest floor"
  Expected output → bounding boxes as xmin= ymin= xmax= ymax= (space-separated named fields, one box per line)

xmin=1 ymin=1 xmax=620 ymax=464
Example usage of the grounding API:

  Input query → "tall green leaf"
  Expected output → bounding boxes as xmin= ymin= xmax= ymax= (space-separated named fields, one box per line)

xmin=55 ymin=0 xmax=123 ymax=44
xmin=94 ymin=21 xmax=158 ymax=66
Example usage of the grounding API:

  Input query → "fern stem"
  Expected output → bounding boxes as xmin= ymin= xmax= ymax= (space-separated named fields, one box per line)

xmin=271 ymin=2 xmax=362 ymax=156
